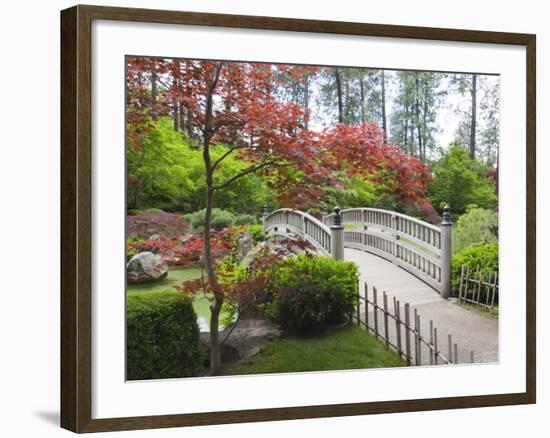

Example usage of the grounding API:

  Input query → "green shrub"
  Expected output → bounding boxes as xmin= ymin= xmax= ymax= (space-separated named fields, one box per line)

xmin=127 ymin=290 xmax=202 ymax=380
xmin=234 ymin=214 xmax=258 ymax=226
xmin=452 ymin=206 xmax=498 ymax=254
xmin=429 ymin=145 xmax=497 ymax=215
xmin=451 ymin=242 xmax=499 ymax=295
xmin=127 ymin=209 xmax=143 ymax=216
xmin=126 ymin=237 xmax=144 ymax=261
xmin=145 ymin=207 xmax=165 ymax=213
xmin=264 ymin=255 xmax=359 ymax=331
xmin=244 ymin=224 xmax=265 ymax=242
xmin=184 ymin=208 xmax=236 ymax=231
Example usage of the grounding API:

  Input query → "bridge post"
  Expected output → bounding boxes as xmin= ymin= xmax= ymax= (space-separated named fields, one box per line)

xmin=262 ymin=204 xmax=269 ymax=229
xmin=440 ymin=206 xmax=453 ymax=299
xmin=330 ymin=206 xmax=345 ymax=261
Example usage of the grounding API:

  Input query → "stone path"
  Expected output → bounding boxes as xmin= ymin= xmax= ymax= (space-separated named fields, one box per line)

xmin=345 ymin=248 xmax=499 ymax=365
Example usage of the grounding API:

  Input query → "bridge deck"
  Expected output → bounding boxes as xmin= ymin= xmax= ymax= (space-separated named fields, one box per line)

xmin=346 ymin=248 xmax=443 ymax=307
xmin=345 ymin=248 xmax=499 ymax=364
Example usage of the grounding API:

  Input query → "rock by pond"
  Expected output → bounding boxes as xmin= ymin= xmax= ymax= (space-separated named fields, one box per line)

xmin=127 ymin=251 xmax=168 ymax=283
xmin=200 ymin=318 xmax=282 ymax=369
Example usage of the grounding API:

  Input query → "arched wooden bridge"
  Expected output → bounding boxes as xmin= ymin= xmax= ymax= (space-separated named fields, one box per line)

xmin=263 ymin=207 xmax=453 ymax=298
xmin=262 ymin=207 xmax=499 ymax=364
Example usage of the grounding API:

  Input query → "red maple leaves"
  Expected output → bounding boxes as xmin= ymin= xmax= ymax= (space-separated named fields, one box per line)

xmin=127 ymin=58 xmax=432 ymax=210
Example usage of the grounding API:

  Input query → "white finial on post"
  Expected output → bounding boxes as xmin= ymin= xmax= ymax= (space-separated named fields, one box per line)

xmin=440 ymin=206 xmax=453 ymax=299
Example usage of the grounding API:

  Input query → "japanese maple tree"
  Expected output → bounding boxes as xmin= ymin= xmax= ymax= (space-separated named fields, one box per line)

xmin=321 ymin=123 xmax=432 ymax=206
xmin=128 ymin=58 xmax=331 ymax=374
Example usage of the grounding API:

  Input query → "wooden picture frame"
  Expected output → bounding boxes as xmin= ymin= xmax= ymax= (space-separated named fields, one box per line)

xmin=60 ymin=4 xmax=536 ymax=433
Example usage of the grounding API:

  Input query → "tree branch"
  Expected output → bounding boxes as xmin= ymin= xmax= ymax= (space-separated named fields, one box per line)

xmin=211 ymin=145 xmax=248 ymax=171
xmin=213 ymin=159 xmax=281 ymax=191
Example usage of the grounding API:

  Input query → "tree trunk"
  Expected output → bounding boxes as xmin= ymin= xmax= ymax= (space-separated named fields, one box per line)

xmin=203 ymin=181 xmax=224 ymax=375
xmin=173 ymin=104 xmax=179 ymax=132
xmin=335 ymin=69 xmax=344 ymax=124
xmin=403 ymin=117 xmax=409 ymax=152
xmin=179 ymin=103 xmax=185 ymax=136
xmin=403 ymin=102 xmax=410 ymax=152
xmin=381 ymin=70 xmax=387 ymax=138
xmin=359 ymin=77 xmax=366 ymax=124
xmin=202 ymin=63 xmax=224 ymax=376
xmin=187 ymin=107 xmax=194 ymax=139
xmin=344 ymin=74 xmax=351 ymax=122
xmin=409 ymin=116 xmax=416 ymax=156
xmin=469 ymin=74 xmax=477 ymax=159
xmin=304 ymin=72 xmax=310 ymax=130
xmin=422 ymin=78 xmax=429 ymax=158
xmin=173 ymin=78 xmax=179 ymax=132
xmin=415 ymin=75 xmax=423 ymax=160
xmin=151 ymin=68 xmax=158 ymax=121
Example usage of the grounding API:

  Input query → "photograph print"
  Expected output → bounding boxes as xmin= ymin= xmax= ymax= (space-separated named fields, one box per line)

xmin=125 ymin=57 xmax=500 ymax=380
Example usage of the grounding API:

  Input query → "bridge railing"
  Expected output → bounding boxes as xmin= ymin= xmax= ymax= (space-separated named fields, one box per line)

xmin=324 ymin=207 xmax=452 ymax=297
xmin=263 ymin=208 xmax=333 ymax=257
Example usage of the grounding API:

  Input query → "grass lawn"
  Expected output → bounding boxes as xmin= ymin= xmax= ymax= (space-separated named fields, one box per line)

xmin=234 ymin=325 xmax=406 ymax=375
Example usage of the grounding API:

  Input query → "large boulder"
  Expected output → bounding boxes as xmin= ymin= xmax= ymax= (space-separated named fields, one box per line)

xmin=127 ymin=251 xmax=168 ymax=283
xmin=199 ymin=319 xmax=282 ymax=367
xmin=235 ymin=231 xmax=255 ymax=261
xmin=242 ymin=236 xmax=318 ymax=267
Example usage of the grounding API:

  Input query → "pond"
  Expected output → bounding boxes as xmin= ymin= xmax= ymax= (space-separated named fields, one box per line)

xmin=126 ymin=266 xmax=231 ymax=332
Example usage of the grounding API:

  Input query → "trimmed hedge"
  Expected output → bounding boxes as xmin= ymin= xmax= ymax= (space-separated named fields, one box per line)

xmin=184 ymin=208 xmax=236 ymax=231
xmin=127 ymin=290 xmax=202 ymax=380
xmin=451 ymin=242 xmax=499 ymax=295
xmin=234 ymin=214 xmax=258 ymax=226
xmin=264 ymin=255 xmax=359 ymax=331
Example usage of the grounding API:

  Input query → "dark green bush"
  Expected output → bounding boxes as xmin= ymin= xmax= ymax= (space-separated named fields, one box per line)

xmin=127 ymin=209 xmax=144 ymax=216
xmin=234 ymin=214 xmax=258 ymax=226
xmin=264 ymin=255 xmax=359 ymax=331
xmin=451 ymin=242 xmax=499 ymax=295
xmin=127 ymin=290 xmax=202 ymax=380
xmin=184 ymin=208 xmax=236 ymax=231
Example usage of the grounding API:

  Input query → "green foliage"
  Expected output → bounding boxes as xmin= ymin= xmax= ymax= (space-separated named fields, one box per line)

xmin=264 ymin=255 xmax=359 ymax=331
xmin=126 ymin=290 xmax=202 ymax=380
xmin=372 ymin=193 xmax=440 ymax=224
xmin=184 ymin=208 xmax=236 ymax=231
xmin=429 ymin=145 xmax=497 ymax=214
xmin=244 ymin=224 xmax=265 ymax=242
xmin=127 ymin=118 xmax=197 ymax=211
xmin=127 ymin=209 xmax=143 ymax=216
xmin=452 ymin=206 xmax=498 ymax=254
xmin=451 ymin=242 xmax=499 ymax=294
xmin=234 ymin=214 xmax=258 ymax=226
xmin=322 ymin=175 xmax=378 ymax=210
xmin=127 ymin=117 xmax=269 ymax=213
